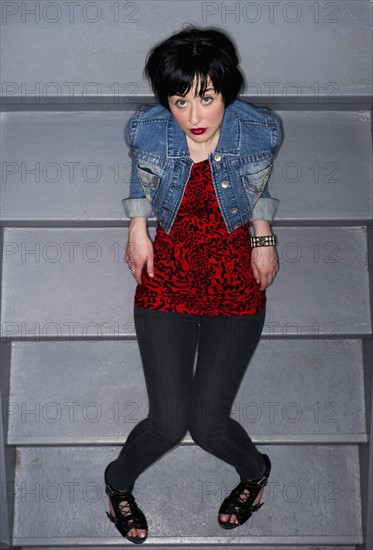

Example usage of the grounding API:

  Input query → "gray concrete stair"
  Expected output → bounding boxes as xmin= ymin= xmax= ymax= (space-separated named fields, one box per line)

xmin=10 ymin=445 xmax=363 ymax=546
xmin=1 ymin=110 xmax=371 ymax=224
xmin=20 ymin=547 xmax=359 ymax=550
xmin=1 ymin=226 xmax=371 ymax=340
xmin=1 ymin=1 xmax=371 ymax=106
xmin=5 ymin=339 xmax=366 ymax=445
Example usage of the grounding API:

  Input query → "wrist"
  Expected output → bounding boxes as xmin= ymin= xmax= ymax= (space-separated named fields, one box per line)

xmin=251 ymin=234 xmax=277 ymax=247
xmin=251 ymin=220 xmax=273 ymax=236
xmin=129 ymin=217 xmax=147 ymax=229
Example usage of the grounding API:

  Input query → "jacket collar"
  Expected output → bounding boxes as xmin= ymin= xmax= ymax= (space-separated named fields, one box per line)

xmin=166 ymin=101 xmax=241 ymax=158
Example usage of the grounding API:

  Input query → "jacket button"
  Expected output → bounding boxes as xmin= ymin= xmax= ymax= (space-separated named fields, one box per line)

xmin=221 ymin=180 xmax=230 ymax=188
xmin=214 ymin=153 xmax=222 ymax=162
xmin=231 ymin=207 xmax=238 ymax=214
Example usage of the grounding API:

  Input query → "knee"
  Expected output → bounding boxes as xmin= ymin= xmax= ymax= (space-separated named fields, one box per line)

xmin=154 ymin=420 xmax=189 ymax=448
xmin=188 ymin=422 xmax=216 ymax=450
xmin=166 ymin=425 xmax=189 ymax=447
xmin=188 ymin=409 xmax=216 ymax=449
xmin=188 ymin=422 xmax=204 ymax=447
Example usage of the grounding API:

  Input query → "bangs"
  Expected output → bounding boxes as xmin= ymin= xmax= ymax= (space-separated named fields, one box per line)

xmin=144 ymin=26 xmax=244 ymax=108
xmin=161 ymin=65 xmax=222 ymax=99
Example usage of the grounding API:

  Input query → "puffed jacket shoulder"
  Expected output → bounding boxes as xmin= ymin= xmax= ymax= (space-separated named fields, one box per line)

xmin=122 ymin=99 xmax=283 ymax=234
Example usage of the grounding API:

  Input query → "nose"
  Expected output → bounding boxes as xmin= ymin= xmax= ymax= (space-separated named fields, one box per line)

xmin=189 ymin=104 xmax=202 ymax=126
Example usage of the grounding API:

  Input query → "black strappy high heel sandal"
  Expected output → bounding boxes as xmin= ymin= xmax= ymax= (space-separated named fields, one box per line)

xmin=218 ymin=453 xmax=271 ymax=529
xmin=104 ymin=462 xmax=148 ymax=544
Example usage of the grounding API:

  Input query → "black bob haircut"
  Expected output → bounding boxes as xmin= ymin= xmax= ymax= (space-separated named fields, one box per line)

xmin=144 ymin=26 xmax=245 ymax=109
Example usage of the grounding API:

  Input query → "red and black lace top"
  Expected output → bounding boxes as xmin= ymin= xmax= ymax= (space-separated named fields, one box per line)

xmin=134 ymin=159 xmax=266 ymax=316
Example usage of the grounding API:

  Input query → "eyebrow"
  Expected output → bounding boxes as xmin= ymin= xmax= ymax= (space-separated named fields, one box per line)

xmin=172 ymin=87 xmax=216 ymax=98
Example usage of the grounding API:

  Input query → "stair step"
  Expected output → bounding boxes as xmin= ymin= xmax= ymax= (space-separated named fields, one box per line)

xmin=1 ymin=110 xmax=371 ymax=223
xmin=12 ymin=445 xmax=362 ymax=546
xmin=21 ymin=546 xmax=358 ymax=550
xmin=1 ymin=0 xmax=371 ymax=107
xmin=6 ymin=339 xmax=366 ymax=445
xmin=1 ymin=227 xmax=371 ymax=340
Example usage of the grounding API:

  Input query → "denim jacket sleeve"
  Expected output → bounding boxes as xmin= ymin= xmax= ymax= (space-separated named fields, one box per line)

xmin=121 ymin=109 xmax=154 ymax=219
xmin=250 ymin=111 xmax=283 ymax=221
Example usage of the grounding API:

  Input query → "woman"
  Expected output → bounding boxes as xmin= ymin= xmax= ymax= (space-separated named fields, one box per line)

xmin=104 ymin=26 xmax=283 ymax=544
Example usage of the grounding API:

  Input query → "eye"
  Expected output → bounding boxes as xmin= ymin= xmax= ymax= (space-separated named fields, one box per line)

xmin=175 ymin=99 xmax=187 ymax=108
xmin=201 ymin=96 xmax=213 ymax=105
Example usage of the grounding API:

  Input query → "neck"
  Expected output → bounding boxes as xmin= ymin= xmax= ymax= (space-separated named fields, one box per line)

xmin=186 ymin=132 xmax=220 ymax=163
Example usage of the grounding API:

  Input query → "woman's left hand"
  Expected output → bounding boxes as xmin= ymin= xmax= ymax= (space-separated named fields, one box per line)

xmin=251 ymin=246 xmax=279 ymax=290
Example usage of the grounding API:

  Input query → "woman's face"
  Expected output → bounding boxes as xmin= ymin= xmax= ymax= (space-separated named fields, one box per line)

xmin=168 ymin=77 xmax=225 ymax=147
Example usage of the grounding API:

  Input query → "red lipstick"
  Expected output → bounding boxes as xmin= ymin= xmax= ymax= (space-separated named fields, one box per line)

xmin=190 ymin=128 xmax=207 ymax=135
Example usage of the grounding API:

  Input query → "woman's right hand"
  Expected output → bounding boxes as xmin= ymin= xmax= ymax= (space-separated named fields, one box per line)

xmin=125 ymin=217 xmax=154 ymax=285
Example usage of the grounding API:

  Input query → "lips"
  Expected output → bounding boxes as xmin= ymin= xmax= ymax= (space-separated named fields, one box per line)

xmin=190 ymin=128 xmax=207 ymax=135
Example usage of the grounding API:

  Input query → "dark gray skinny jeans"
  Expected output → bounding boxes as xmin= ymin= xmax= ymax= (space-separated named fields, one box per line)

xmin=106 ymin=304 xmax=266 ymax=490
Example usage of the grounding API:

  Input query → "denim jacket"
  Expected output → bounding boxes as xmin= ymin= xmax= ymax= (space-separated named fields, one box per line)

xmin=122 ymin=99 xmax=283 ymax=234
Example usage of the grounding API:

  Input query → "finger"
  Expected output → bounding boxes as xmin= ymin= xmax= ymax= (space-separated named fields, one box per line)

xmin=134 ymin=268 xmax=142 ymax=285
xmin=134 ymin=263 xmax=145 ymax=285
xmin=251 ymin=262 xmax=261 ymax=285
xmin=147 ymin=256 xmax=154 ymax=278
xmin=125 ymin=253 xmax=134 ymax=266
xmin=259 ymin=271 xmax=271 ymax=290
xmin=263 ymin=271 xmax=276 ymax=289
xmin=127 ymin=263 xmax=142 ymax=285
